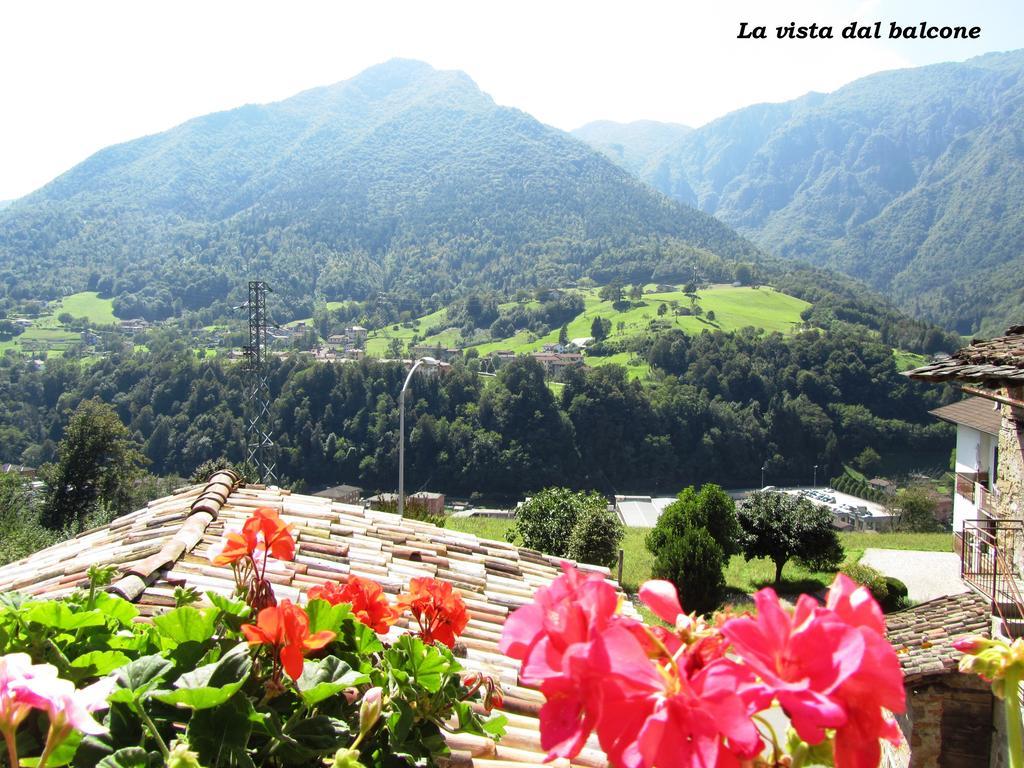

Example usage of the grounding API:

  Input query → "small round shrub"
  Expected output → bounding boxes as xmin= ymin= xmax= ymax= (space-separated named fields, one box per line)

xmin=567 ymin=505 xmax=624 ymax=569
xmin=884 ymin=576 xmax=909 ymax=599
xmin=839 ymin=562 xmax=893 ymax=608
xmin=651 ymin=526 xmax=725 ymax=616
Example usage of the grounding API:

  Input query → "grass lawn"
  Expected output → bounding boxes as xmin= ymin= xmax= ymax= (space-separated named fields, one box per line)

xmin=55 ymin=292 xmax=118 ymax=325
xmin=445 ymin=515 xmax=951 ymax=597
xmin=365 ymin=307 xmax=452 ymax=357
xmin=893 ymin=349 xmax=928 ymax=372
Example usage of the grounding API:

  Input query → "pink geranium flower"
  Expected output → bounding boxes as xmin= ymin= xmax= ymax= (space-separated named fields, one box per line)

xmin=14 ymin=674 xmax=114 ymax=736
xmin=0 ymin=654 xmax=58 ymax=733
xmin=499 ymin=563 xmax=618 ymax=686
xmin=722 ymin=588 xmax=862 ymax=742
xmin=822 ymin=575 xmax=906 ymax=768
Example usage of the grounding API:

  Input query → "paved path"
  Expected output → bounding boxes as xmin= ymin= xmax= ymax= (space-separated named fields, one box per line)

xmin=860 ymin=549 xmax=968 ymax=603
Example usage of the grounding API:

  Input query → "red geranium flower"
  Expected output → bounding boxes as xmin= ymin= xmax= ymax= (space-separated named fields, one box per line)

xmin=241 ymin=599 xmax=335 ymax=680
xmin=397 ymin=577 xmax=469 ymax=648
xmin=211 ymin=507 xmax=295 ymax=566
xmin=308 ymin=576 xmax=399 ymax=634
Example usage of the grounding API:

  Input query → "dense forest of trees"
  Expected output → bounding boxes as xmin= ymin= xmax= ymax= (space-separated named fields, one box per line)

xmin=0 ymin=324 xmax=953 ymax=500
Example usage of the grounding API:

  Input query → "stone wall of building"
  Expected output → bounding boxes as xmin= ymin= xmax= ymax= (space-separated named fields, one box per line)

xmin=904 ymin=674 xmax=992 ymax=768
xmin=996 ymin=391 xmax=1024 ymax=522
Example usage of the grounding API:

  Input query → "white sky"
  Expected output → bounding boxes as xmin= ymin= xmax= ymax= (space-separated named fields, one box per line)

xmin=0 ymin=0 xmax=1019 ymax=200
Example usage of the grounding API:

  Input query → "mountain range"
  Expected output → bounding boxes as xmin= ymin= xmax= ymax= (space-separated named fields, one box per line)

xmin=574 ymin=50 xmax=1024 ymax=335
xmin=2 ymin=53 xmax=1019 ymax=335
xmin=0 ymin=60 xmax=758 ymax=320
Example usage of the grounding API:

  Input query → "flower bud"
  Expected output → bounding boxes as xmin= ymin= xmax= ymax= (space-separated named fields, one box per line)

xmin=332 ymin=748 xmax=366 ymax=768
xmin=953 ymin=635 xmax=996 ymax=655
xmin=166 ymin=740 xmax=203 ymax=768
xmin=358 ymin=687 xmax=383 ymax=735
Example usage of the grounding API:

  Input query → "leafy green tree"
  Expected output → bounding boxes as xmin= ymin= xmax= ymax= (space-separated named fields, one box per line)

xmin=737 ymin=491 xmax=844 ymax=585
xmin=590 ymin=316 xmax=611 ymax=342
xmin=558 ymin=324 xmax=568 ymax=346
xmin=657 ymin=303 xmax=667 ymax=317
xmin=599 ymin=282 xmax=624 ymax=303
xmin=735 ymin=263 xmax=753 ymax=285
xmin=41 ymin=399 xmax=147 ymax=531
xmin=507 ymin=487 xmax=607 ymax=559
xmin=651 ymin=526 xmax=725 ymax=615
xmin=854 ymin=446 xmax=881 ymax=475
xmin=0 ymin=472 xmax=57 ymax=566
xmin=893 ymin=484 xmax=942 ymax=532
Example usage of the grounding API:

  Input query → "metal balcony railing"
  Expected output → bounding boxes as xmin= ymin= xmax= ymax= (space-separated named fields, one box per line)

xmin=959 ymin=518 xmax=1024 ymax=638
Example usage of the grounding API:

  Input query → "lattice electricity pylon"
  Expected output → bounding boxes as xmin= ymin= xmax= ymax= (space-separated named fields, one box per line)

xmin=243 ymin=280 xmax=276 ymax=484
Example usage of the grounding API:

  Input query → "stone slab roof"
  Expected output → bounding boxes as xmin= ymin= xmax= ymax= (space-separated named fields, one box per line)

xmin=929 ymin=396 xmax=1002 ymax=436
xmin=905 ymin=326 xmax=1024 ymax=384
xmin=0 ymin=470 xmax=628 ymax=768
xmin=886 ymin=591 xmax=991 ymax=682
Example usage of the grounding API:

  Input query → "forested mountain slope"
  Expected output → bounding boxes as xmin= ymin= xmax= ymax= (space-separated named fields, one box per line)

xmin=0 ymin=59 xmax=758 ymax=320
xmin=573 ymin=50 xmax=1024 ymax=335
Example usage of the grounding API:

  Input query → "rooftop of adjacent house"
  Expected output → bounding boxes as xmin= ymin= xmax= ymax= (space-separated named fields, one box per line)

xmin=929 ymin=396 xmax=1002 ymax=437
xmin=0 ymin=470 xmax=629 ymax=768
xmin=886 ymin=591 xmax=990 ymax=682
xmin=311 ymin=484 xmax=363 ymax=501
xmin=905 ymin=326 xmax=1024 ymax=384
xmin=614 ymin=496 xmax=676 ymax=527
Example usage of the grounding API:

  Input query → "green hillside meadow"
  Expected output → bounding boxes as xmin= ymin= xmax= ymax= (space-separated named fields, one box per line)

xmin=0 ymin=292 xmax=117 ymax=357
xmin=365 ymin=284 xmax=810 ymax=379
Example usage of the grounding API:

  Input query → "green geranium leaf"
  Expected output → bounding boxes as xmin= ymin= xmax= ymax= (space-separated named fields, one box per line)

xmin=389 ymin=635 xmax=449 ymax=694
xmin=386 ymin=699 xmax=415 ymax=745
xmin=297 ymin=656 xmax=368 ymax=707
xmin=481 ymin=713 xmax=508 ymax=738
xmin=71 ymin=650 xmax=131 ymax=676
xmin=24 ymin=601 xmax=105 ymax=630
xmin=95 ymin=747 xmax=153 ymax=768
xmin=304 ymin=599 xmax=347 ymax=635
xmin=93 ymin=593 xmax=140 ymax=626
xmin=106 ymin=628 xmax=155 ymax=653
xmin=154 ymin=643 xmax=251 ymax=710
xmin=153 ymin=606 xmax=217 ymax=646
xmin=153 ymin=683 xmax=245 ymax=711
xmin=112 ymin=654 xmax=174 ymax=701
xmin=328 ymin=604 xmax=382 ymax=658
xmin=207 ymin=593 xmax=250 ymax=618
xmin=287 ymin=715 xmax=350 ymax=747
xmin=186 ymin=695 xmax=256 ymax=768
xmin=207 ymin=592 xmax=251 ymax=631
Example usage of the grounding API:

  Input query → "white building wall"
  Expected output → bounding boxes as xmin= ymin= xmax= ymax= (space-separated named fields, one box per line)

xmin=952 ymin=425 xmax=997 ymax=533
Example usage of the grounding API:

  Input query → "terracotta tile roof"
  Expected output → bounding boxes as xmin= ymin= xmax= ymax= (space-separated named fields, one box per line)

xmin=905 ymin=326 xmax=1024 ymax=384
xmin=885 ymin=591 xmax=990 ymax=682
xmin=929 ymin=396 xmax=1002 ymax=436
xmin=0 ymin=471 xmax=632 ymax=767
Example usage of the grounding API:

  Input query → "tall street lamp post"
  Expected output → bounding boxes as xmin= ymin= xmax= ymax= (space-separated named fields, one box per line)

xmin=814 ymin=464 xmax=819 ymax=487
xmin=761 ymin=462 xmax=768 ymax=489
xmin=398 ymin=357 xmax=438 ymax=517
